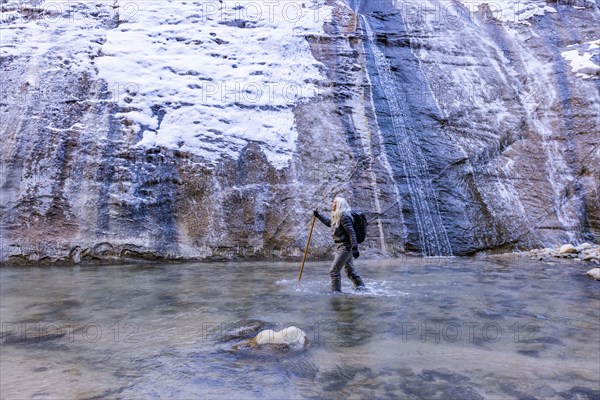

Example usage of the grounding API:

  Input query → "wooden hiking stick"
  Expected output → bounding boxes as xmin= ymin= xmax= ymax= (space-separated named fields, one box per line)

xmin=298 ymin=208 xmax=318 ymax=281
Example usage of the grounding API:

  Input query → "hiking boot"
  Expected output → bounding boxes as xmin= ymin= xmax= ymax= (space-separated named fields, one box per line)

xmin=351 ymin=275 xmax=367 ymax=291
xmin=331 ymin=278 xmax=341 ymax=293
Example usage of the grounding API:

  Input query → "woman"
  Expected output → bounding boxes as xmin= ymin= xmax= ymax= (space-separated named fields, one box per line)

xmin=314 ymin=196 xmax=366 ymax=292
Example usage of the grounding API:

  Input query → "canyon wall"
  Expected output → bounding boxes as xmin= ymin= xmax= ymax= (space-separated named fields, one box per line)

xmin=0 ymin=0 xmax=598 ymax=264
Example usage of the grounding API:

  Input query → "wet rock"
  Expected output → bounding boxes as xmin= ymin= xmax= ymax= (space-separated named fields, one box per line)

xmin=441 ymin=385 xmax=484 ymax=400
xmin=220 ymin=319 xmax=268 ymax=342
xmin=505 ymin=381 xmax=557 ymax=400
xmin=322 ymin=380 xmax=346 ymax=392
xmin=1 ymin=330 xmax=66 ymax=345
xmin=518 ymin=336 xmax=564 ymax=346
xmin=475 ymin=309 xmax=505 ymax=320
xmin=586 ymin=268 xmax=600 ymax=281
xmin=517 ymin=349 xmax=540 ymax=358
xmin=252 ymin=326 xmax=308 ymax=348
xmin=399 ymin=379 xmax=439 ymax=399
xmin=233 ymin=326 xmax=309 ymax=352
xmin=531 ymin=384 xmax=558 ymax=398
xmin=559 ymin=386 xmax=600 ymax=400
xmin=559 ymin=244 xmax=579 ymax=254
xmin=419 ymin=368 xmax=470 ymax=385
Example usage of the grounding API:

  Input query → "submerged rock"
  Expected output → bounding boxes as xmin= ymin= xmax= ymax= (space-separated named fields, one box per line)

xmin=219 ymin=319 xmax=268 ymax=342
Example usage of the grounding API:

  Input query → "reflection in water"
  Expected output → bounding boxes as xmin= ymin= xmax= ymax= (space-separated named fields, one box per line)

xmin=329 ymin=296 xmax=373 ymax=348
xmin=1 ymin=258 xmax=599 ymax=399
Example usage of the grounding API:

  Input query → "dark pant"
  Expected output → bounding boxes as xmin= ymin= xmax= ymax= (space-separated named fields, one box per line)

xmin=329 ymin=244 xmax=364 ymax=292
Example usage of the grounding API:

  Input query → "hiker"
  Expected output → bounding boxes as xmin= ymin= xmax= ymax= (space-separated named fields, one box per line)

xmin=314 ymin=196 xmax=366 ymax=292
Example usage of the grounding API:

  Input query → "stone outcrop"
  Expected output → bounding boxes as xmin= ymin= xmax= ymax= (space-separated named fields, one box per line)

xmin=1 ymin=0 xmax=598 ymax=264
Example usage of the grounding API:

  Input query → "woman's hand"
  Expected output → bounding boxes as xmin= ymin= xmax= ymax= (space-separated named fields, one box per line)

xmin=352 ymin=247 xmax=360 ymax=259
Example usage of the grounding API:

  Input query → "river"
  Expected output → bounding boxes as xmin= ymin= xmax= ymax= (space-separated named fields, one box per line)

xmin=1 ymin=257 xmax=599 ymax=399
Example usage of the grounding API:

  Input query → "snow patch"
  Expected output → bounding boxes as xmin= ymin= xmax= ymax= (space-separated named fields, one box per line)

xmin=561 ymin=40 xmax=600 ymax=78
xmin=456 ymin=0 xmax=595 ymax=24
xmin=95 ymin=0 xmax=331 ymax=169
xmin=0 ymin=1 xmax=112 ymax=75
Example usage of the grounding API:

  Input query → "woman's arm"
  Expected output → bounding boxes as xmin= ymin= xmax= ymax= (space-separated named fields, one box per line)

xmin=314 ymin=210 xmax=332 ymax=227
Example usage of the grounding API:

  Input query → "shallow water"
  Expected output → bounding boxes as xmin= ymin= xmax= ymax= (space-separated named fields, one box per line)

xmin=1 ymin=257 xmax=599 ymax=399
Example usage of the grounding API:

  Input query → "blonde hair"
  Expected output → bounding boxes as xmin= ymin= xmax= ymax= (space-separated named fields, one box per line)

xmin=331 ymin=196 xmax=351 ymax=228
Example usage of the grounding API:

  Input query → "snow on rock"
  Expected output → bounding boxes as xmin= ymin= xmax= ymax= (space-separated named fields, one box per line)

xmin=95 ymin=0 xmax=332 ymax=169
xmin=0 ymin=1 xmax=111 ymax=73
xmin=455 ymin=0 xmax=595 ymax=24
xmin=561 ymin=40 xmax=600 ymax=78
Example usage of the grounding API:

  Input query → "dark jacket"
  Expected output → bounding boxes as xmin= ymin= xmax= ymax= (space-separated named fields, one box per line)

xmin=315 ymin=211 xmax=358 ymax=249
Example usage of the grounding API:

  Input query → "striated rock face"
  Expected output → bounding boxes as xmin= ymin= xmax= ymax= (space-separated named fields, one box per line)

xmin=0 ymin=0 xmax=598 ymax=264
xmin=349 ymin=0 xmax=600 ymax=255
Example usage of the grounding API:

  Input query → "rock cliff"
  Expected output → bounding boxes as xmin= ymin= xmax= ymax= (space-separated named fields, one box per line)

xmin=1 ymin=0 xmax=598 ymax=264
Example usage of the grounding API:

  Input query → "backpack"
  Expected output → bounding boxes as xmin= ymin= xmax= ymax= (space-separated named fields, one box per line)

xmin=350 ymin=210 xmax=368 ymax=244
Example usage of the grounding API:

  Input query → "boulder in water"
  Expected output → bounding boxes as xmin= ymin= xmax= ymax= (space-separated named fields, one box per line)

xmin=236 ymin=326 xmax=309 ymax=351
xmin=252 ymin=326 xmax=308 ymax=348
xmin=586 ymin=268 xmax=600 ymax=281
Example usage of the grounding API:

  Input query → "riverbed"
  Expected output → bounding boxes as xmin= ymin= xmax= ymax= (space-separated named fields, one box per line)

xmin=1 ymin=257 xmax=599 ymax=399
